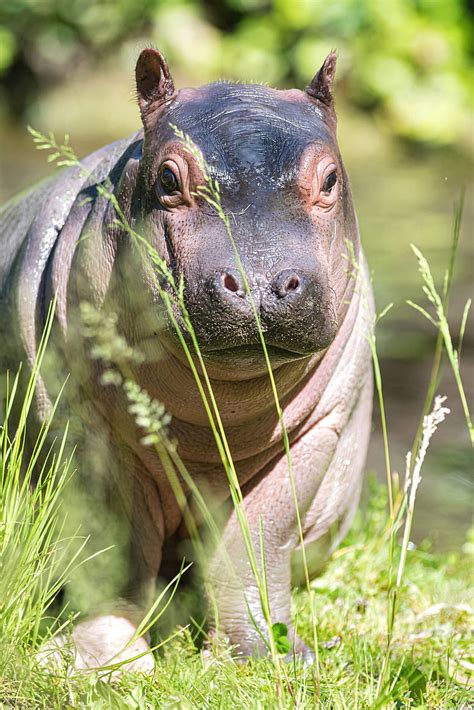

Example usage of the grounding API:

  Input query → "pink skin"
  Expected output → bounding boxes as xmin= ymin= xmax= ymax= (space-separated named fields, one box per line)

xmin=2 ymin=49 xmax=374 ymax=669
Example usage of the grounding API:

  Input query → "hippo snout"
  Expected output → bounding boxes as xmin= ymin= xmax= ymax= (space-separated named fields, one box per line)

xmin=185 ymin=265 xmax=337 ymax=357
xmin=213 ymin=267 xmax=309 ymax=302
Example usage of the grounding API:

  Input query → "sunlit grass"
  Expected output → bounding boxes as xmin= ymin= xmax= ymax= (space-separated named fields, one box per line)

xmin=1 ymin=479 xmax=471 ymax=707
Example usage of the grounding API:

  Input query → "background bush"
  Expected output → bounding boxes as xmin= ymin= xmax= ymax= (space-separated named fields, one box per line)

xmin=0 ymin=0 xmax=472 ymax=145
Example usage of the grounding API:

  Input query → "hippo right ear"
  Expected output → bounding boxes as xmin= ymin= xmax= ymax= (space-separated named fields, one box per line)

xmin=305 ymin=52 xmax=337 ymax=116
xmin=135 ymin=48 xmax=176 ymax=123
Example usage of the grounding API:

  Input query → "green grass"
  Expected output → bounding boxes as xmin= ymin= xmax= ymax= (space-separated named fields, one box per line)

xmin=0 ymin=480 xmax=472 ymax=708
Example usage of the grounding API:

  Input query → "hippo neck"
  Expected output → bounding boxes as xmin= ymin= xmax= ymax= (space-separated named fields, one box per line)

xmin=137 ymin=343 xmax=324 ymax=428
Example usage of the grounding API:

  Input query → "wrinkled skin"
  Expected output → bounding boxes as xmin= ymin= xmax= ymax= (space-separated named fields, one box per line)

xmin=0 ymin=49 xmax=373 ymax=668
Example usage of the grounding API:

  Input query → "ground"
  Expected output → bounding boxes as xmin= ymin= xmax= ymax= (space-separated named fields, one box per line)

xmin=0 ymin=478 xmax=472 ymax=709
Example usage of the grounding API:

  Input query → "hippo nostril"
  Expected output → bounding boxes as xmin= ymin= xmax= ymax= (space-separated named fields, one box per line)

xmin=221 ymin=270 xmax=243 ymax=295
xmin=285 ymin=275 xmax=300 ymax=293
xmin=272 ymin=270 xmax=303 ymax=299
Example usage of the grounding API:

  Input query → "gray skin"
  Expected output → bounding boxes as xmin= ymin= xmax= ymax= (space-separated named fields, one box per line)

xmin=0 ymin=49 xmax=373 ymax=669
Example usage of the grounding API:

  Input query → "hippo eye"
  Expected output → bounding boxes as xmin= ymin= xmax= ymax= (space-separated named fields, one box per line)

xmin=322 ymin=170 xmax=337 ymax=193
xmin=156 ymin=157 xmax=192 ymax=209
xmin=160 ymin=166 xmax=179 ymax=194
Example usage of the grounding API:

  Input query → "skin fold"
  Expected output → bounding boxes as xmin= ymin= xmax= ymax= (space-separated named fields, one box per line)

xmin=0 ymin=49 xmax=373 ymax=669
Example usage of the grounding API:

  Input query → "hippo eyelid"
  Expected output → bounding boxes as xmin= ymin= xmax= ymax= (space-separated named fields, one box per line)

xmin=156 ymin=157 xmax=192 ymax=208
xmin=312 ymin=158 xmax=339 ymax=210
xmin=297 ymin=145 xmax=339 ymax=210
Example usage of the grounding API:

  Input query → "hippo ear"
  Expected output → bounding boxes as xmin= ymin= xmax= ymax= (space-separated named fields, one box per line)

xmin=305 ymin=52 xmax=337 ymax=108
xmin=135 ymin=48 xmax=176 ymax=122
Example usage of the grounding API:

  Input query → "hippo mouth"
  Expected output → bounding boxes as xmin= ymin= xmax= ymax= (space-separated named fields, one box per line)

xmin=201 ymin=343 xmax=311 ymax=363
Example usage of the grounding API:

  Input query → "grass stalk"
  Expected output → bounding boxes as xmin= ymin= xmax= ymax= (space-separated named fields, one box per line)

xmin=409 ymin=193 xmax=468 ymax=458
xmin=0 ymin=301 xmax=74 ymax=654
xmin=173 ymin=125 xmax=322 ymax=693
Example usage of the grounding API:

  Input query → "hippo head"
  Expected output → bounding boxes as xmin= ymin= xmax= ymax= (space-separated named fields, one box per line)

xmin=131 ymin=49 xmax=360 ymax=369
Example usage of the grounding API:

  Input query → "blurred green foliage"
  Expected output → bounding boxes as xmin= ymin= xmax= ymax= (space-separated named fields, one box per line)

xmin=0 ymin=0 xmax=472 ymax=144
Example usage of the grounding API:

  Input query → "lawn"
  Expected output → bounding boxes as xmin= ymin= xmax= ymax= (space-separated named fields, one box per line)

xmin=0 ymin=472 xmax=472 ymax=708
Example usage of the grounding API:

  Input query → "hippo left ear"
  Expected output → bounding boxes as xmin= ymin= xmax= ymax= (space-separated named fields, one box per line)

xmin=135 ymin=48 xmax=176 ymax=122
xmin=305 ymin=52 xmax=337 ymax=108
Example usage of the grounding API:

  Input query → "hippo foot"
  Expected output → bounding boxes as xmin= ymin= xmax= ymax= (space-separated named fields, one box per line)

xmin=38 ymin=613 xmax=154 ymax=677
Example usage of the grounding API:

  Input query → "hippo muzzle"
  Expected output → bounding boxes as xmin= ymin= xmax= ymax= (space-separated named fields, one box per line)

xmin=183 ymin=258 xmax=337 ymax=358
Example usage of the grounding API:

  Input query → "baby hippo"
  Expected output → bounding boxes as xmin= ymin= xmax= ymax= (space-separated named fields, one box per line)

xmin=0 ymin=48 xmax=373 ymax=669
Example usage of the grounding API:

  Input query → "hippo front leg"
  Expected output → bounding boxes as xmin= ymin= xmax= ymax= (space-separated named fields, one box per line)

xmin=208 ymin=423 xmax=341 ymax=660
xmin=208 ymin=375 xmax=372 ymax=661
xmin=42 ymin=462 xmax=164 ymax=674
